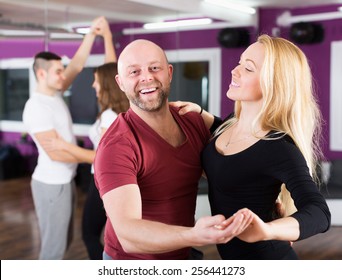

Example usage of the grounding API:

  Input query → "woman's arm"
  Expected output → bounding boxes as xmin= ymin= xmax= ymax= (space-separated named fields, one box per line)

xmin=40 ymin=136 xmax=95 ymax=164
xmin=97 ymin=17 xmax=117 ymax=63
xmin=237 ymin=212 xmax=300 ymax=242
xmin=35 ymin=130 xmax=79 ymax=163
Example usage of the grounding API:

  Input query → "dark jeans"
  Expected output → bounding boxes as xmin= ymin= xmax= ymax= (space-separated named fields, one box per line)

xmin=82 ymin=175 xmax=107 ymax=260
xmin=188 ymin=248 xmax=204 ymax=260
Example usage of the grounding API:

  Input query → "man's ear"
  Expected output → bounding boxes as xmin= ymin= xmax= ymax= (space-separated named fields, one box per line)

xmin=115 ymin=74 xmax=125 ymax=92
xmin=168 ymin=64 xmax=173 ymax=83
xmin=36 ymin=68 xmax=46 ymax=81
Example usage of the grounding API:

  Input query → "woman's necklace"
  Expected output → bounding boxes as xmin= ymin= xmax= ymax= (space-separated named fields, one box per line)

xmin=224 ymin=123 xmax=260 ymax=148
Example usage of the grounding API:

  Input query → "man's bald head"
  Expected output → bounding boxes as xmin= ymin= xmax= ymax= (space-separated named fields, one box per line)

xmin=117 ymin=39 xmax=169 ymax=75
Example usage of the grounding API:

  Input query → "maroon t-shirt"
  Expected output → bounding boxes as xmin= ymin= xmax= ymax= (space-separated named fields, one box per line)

xmin=94 ymin=106 xmax=210 ymax=259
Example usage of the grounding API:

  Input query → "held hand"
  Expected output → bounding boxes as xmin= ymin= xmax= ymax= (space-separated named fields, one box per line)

xmin=274 ymin=199 xmax=285 ymax=218
xmin=192 ymin=208 xmax=253 ymax=246
xmin=236 ymin=211 xmax=270 ymax=243
xmin=93 ymin=16 xmax=111 ymax=37
xmin=89 ymin=16 xmax=107 ymax=36
xmin=169 ymin=101 xmax=201 ymax=115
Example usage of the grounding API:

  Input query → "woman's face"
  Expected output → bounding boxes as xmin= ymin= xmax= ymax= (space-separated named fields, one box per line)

xmin=92 ymin=72 xmax=101 ymax=98
xmin=227 ymin=41 xmax=265 ymax=103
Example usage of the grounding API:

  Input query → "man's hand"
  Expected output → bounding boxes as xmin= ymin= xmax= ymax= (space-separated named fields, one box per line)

xmin=191 ymin=208 xmax=253 ymax=246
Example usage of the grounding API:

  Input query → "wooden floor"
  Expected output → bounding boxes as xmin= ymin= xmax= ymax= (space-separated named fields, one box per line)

xmin=1 ymin=176 xmax=342 ymax=260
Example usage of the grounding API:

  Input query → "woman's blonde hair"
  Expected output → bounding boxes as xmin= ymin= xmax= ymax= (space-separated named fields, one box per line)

xmin=215 ymin=34 xmax=323 ymax=216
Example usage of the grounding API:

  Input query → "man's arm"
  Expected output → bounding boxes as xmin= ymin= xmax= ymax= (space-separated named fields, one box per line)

xmin=34 ymin=130 xmax=79 ymax=163
xmin=61 ymin=16 xmax=105 ymax=91
xmin=102 ymin=184 xmax=253 ymax=254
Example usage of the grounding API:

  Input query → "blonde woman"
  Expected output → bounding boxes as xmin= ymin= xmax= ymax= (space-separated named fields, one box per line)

xmin=173 ymin=34 xmax=330 ymax=259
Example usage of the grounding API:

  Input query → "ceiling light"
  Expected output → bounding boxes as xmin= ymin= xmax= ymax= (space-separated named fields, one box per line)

xmin=50 ymin=32 xmax=84 ymax=40
xmin=75 ymin=27 xmax=90 ymax=35
xmin=277 ymin=10 xmax=342 ymax=27
xmin=124 ymin=21 xmax=250 ymax=35
xmin=143 ymin=18 xmax=213 ymax=30
xmin=0 ymin=29 xmax=85 ymax=39
xmin=0 ymin=29 xmax=45 ymax=37
xmin=204 ymin=0 xmax=256 ymax=15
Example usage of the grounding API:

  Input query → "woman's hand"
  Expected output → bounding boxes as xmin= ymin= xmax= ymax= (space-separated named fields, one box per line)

xmin=236 ymin=211 xmax=271 ymax=243
xmin=191 ymin=208 xmax=254 ymax=246
xmin=237 ymin=210 xmax=299 ymax=243
xmin=169 ymin=100 xmax=214 ymax=130
xmin=40 ymin=135 xmax=67 ymax=152
xmin=169 ymin=101 xmax=201 ymax=115
xmin=90 ymin=16 xmax=110 ymax=36
xmin=94 ymin=16 xmax=111 ymax=37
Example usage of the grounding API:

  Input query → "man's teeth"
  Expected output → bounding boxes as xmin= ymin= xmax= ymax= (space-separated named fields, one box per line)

xmin=140 ymin=88 xmax=156 ymax=94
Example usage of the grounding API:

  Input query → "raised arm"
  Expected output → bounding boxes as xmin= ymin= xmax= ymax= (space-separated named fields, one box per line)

xmin=61 ymin=17 xmax=101 ymax=91
xmin=96 ymin=17 xmax=116 ymax=63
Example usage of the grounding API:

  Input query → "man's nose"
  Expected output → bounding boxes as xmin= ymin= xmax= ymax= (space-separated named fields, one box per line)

xmin=140 ymin=70 xmax=154 ymax=82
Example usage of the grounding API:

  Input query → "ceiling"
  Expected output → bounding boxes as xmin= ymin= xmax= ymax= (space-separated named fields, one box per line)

xmin=1 ymin=0 xmax=342 ymax=32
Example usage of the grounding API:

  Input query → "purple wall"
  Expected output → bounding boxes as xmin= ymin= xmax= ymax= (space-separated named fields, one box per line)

xmin=259 ymin=5 xmax=342 ymax=160
xmin=1 ymin=4 xmax=342 ymax=160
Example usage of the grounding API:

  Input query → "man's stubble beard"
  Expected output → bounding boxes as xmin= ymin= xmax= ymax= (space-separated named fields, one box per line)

xmin=128 ymin=85 xmax=170 ymax=112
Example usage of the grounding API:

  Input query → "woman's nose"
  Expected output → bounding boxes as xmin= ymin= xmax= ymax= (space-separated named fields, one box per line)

xmin=231 ymin=65 xmax=240 ymax=77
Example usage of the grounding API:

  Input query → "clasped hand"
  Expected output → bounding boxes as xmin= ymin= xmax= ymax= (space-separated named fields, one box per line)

xmin=194 ymin=208 xmax=272 ymax=245
xmin=193 ymin=208 xmax=253 ymax=245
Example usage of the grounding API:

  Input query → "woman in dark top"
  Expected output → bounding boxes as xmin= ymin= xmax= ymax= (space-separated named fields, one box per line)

xmin=172 ymin=34 xmax=331 ymax=259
